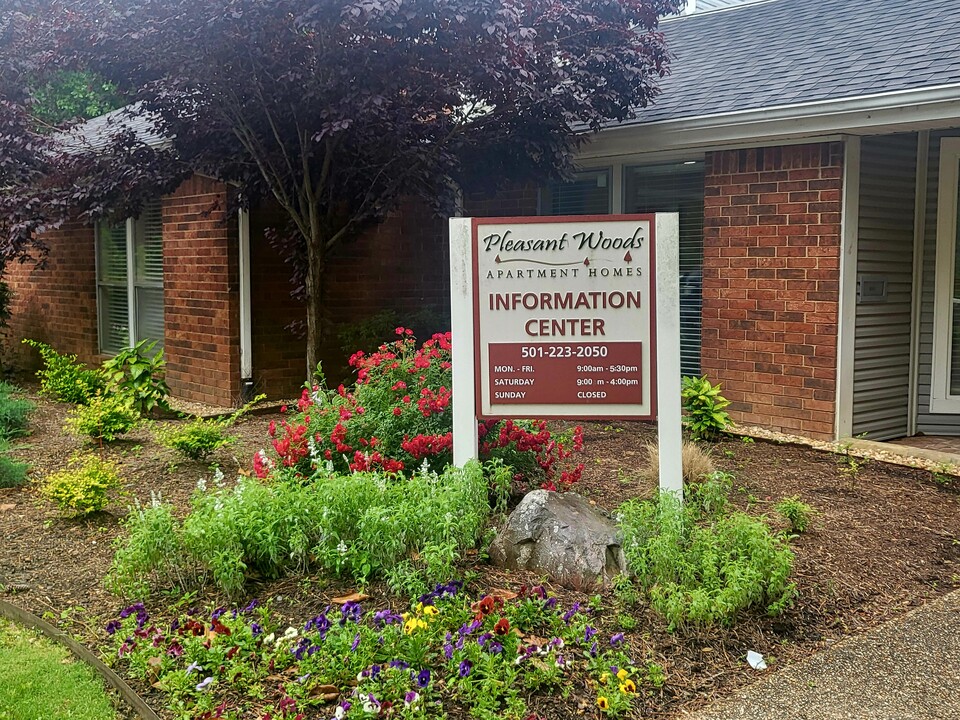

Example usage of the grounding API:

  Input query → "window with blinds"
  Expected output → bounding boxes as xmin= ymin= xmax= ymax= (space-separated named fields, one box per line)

xmin=539 ymin=169 xmax=611 ymax=215
xmin=96 ymin=198 xmax=165 ymax=354
xmin=623 ymin=161 xmax=705 ymax=377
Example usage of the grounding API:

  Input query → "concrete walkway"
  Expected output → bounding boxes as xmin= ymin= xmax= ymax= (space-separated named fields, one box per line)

xmin=684 ymin=589 xmax=960 ymax=720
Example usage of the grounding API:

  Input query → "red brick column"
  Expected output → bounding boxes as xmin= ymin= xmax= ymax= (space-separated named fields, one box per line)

xmin=162 ymin=176 xmax=241 ymax=406
xmin=702 ymin=143 xmax=843 ymax=439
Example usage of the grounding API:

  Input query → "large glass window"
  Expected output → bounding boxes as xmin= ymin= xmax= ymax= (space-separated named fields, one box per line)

xmin=623 ymin=161 xmax=705 ymax=377
xmin=96 ymin=199 xmax=164 ymax=354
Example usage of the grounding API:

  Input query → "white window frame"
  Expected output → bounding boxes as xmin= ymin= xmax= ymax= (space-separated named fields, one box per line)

xmin=95 ymin=206 xmax=164 ymax=355
xmin=930 ymin=137 xmax=960 ymax=412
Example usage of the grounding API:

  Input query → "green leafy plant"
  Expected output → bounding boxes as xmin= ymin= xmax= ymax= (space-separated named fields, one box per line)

xmin=835 ymin=440 xmax=867 ymax=482
xmin=775 ymin=496 xmax=815 ymax=533
xmin=932 ymin=461 xmax=958 ymax=489
xmin=0 ymin=381 xmax=33 ymax=440
xmin=680 ymin=375 xmax=732 ymax=441
xmin=64 ymin=393 xmax=140 ymax=442
xmin=156 ymin=394 xmax=265 ymax=461
xmin=22 ymin=339 xmax=105 ymax=404
xmin=39 ymin=455 xmax=122 ymax=516
xmin=0 ymin=448 xmax=28 ymax=488
xmin=101 ymin=339 xmax=170 ymax=414
xmin=157 ymin=417 xmax=232 ymax=461
xmin=109 ymin=460 xmax=508 ymax=598
xmin=618 ymin=474 xmax=795 ymax=630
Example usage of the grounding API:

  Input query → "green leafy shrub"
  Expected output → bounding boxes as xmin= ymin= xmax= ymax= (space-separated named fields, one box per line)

xmin=109 ymin=460 xmax=507 ymax=598
xmin=618 ymin=474 xmax=795 ymax=630
xmin=39 ymin=455 xmax=122 ymax=516
xmin=0 ymin=451 xmax=29 ymax=488
xmin=156 ymin=395 xmax=264 ymax=461
xmin=0 ymin=382 xmax=33 ymax=440
xmin=157 ymin=417 xmax=232 ymax=461
xmin=775 ymin=496 xmax=815 ymax=533
xmin=259 ymin=330 xmax=584 ymax=491
xmin=101 ymin=339 xmax=170 ymax=414
xmin=681 ymin=374 xmax=732 ymax=441
xmin=64 ymin=393 xmax=140 ymax=442
xmin=22 ymin=339 xmax=105 ymax=404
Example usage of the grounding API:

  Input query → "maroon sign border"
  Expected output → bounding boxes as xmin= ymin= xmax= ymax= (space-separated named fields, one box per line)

xmin=471 ymin=214 xmax=659 ymax=421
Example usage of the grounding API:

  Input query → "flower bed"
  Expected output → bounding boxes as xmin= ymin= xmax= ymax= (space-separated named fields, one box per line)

xmin=105 ymin=583 xmax=657 ymax=720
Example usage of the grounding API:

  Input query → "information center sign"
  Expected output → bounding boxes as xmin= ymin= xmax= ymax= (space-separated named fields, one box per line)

xmin=473 ymin=215 xmax=657 ymax=419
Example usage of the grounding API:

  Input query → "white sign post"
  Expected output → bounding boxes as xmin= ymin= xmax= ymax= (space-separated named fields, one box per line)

xmin=450 ymin=214 xmax=682 ymax=496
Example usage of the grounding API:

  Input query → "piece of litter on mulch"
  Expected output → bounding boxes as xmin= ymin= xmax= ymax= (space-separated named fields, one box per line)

xmin=747 ymin=650 xmax=767 ymax=670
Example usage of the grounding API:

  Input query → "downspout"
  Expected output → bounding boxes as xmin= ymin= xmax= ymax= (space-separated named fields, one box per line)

xmin=238 ymin=209 xmax=254 ymax=399
xmin=835 ymin=136 xmax=861 ymax=440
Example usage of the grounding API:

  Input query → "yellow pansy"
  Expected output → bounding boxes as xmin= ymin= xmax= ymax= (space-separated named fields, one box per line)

xmin=616 ymin=668 xmax=629 ymax=681
xmin=403 ymin=617 xmax=427 ymax=635
xmin=423 ymin=605 xmax=439 ymax=616
xmin=619 ymin=679 xmax=637 ymax=694
xmin=597 ymin=696 xmax=610 ymax=711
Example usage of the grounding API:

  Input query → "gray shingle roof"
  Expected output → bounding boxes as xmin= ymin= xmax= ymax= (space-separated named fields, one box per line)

xmin=57 ymin=103 xmax=165 ymax=154
xmin=694 ymin=0 xmax=761 ymax=12
xmin=633 ymin=0 xmax=960 ymax=125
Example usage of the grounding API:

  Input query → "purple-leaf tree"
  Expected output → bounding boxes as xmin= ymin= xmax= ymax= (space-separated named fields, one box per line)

xmin=0 ymin=0 xmax=681 ymax=373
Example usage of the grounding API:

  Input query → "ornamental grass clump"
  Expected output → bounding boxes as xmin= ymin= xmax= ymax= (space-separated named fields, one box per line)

xmin=105 ymin=583 xmax=649 ymax=720
xmin=0 ymin=381 xmax=33 ymax=440
xmin=618 ymin=473 xmax=795 ymax=630
xmin=257 ymin=329 xmax=584 ymax=490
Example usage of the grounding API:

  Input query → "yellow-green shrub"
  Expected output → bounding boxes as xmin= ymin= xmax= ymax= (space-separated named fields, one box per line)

xmin=40 ymin=455 xmax=122 ymax=516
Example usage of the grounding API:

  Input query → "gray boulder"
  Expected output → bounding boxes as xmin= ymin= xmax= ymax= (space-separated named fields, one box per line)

xmin=489 ymin=490 xmax=628 ymax=588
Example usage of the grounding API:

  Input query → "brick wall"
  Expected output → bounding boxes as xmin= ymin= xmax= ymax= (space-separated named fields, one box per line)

xmin=162 ymin=176 xmax=241 ymax=407
xmin=464 ymin=184 xmax=540 ymax=218
xmin=249 ymin=203 xmax=307 ymax=399
xmin=702 ymin=142 xmax=843 ymax=439
xmin=4 ymin=221 xmax=100 ymax=371
xmin=249 ymin=196 xmax=451 ymax=397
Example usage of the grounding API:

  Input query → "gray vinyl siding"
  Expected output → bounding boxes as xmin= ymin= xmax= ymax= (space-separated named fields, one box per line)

xmin=852 ymin=134 xmax=918 ymax=440
xmin=917 ymin=129 xmax=960 ymax=434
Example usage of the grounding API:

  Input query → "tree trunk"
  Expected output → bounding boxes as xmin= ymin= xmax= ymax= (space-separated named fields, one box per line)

xmin=304 ymin=231 xmax=326 ymax=381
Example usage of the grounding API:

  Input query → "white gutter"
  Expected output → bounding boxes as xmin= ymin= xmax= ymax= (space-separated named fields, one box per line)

xmin=580 ymin=83 xmax=960 ymax=159
xmin=238 ymin=209 xmax=253 ymax=384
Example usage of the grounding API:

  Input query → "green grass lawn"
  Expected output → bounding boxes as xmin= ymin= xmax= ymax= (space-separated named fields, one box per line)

xmin=0 ymin=618 xmax=120 ymax=720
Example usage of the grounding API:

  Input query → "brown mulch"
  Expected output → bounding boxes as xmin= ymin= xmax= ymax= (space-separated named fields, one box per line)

xmin=1 ymin=389 xmax=959 ymax=718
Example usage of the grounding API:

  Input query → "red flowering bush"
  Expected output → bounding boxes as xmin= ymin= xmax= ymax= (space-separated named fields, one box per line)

xmin=258 ymin=329 xmax=584 ymax=489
